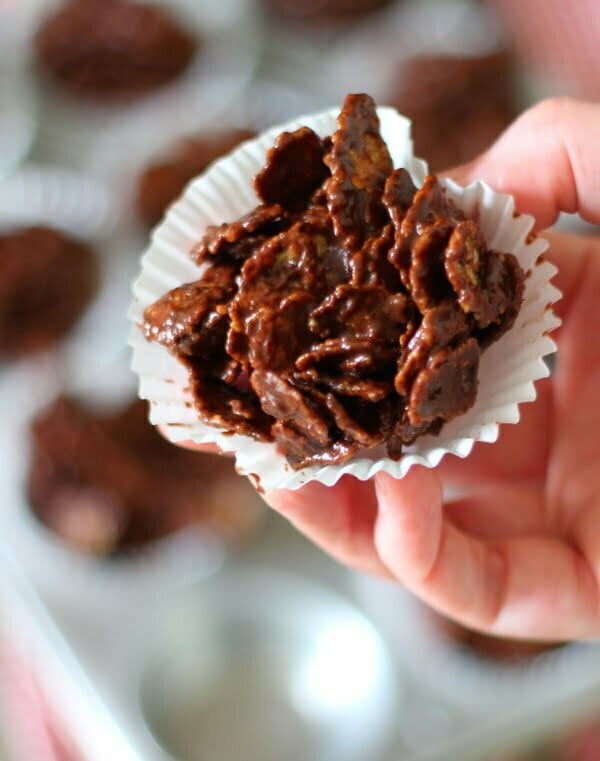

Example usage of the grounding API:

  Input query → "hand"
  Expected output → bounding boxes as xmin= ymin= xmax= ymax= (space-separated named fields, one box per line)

xmin=182 ymin=98 xmax=600 ymax=641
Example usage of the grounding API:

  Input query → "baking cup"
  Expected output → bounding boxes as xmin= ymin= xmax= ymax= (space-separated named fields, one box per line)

xmin=129 ymin=105 xmax=559 ymax=491
xmin=86 ymin=79 xmax=320 ymax=224
xmin=0 ymin=164 xmax=117 ymax=239
xmin=354 ymin=575 xmax=600 ymax=718
xmin=30 ymin=0 xmax=260 ymax=169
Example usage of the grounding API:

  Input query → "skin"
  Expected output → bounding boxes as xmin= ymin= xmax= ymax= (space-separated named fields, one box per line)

xmin=178 ymin=98 xmax=600 ymax=641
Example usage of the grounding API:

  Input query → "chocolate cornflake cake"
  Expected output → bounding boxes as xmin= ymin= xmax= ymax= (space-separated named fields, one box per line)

xmin=143 ymin=93 xmax=525 ymax=470
xmin=137 ymin=129 xmax=256 ymax=227
xmin=35 ymin=0 xmax=197 ymax=101
xmin=389 ymin=51 xmax=517 ymax=171
xmin=28 ymin=397 xmax=259 ymax=556
xmin=0 ymin=226 xmax=96 ymax=357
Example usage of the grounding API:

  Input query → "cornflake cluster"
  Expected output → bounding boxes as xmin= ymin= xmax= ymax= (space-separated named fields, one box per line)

xmin=143 ymin=94 xmax=524 ymax=470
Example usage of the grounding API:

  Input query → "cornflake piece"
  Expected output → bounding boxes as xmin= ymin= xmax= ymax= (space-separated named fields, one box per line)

xmin=272 ymin=421 xmax=359 ymax=470
xmin=408 ymin=338 xmax=480 ymax=427
xmin=254 ymin=127 xmax=328 ymax=211
xmin=395 ymin=300 xmax=470 ymax=396
xmin=478 ymin=252 xmax=525 ymax=346
xmin=324 ymin=93 xmax=392 ymax=245
xmin=409 ymin=219 xmax=453 ymax=313
xmin=251 ymin=370 xmax=331 ymax=445
xmin=191 ymin=204 xmax=289 ymax=265
xmin=190 ymin=368 xmax=272 ymax=440
xmin=388 ymin=174 xmax=459 ymax=285
xmin=246 ymin=292 xmax=313 ymax=371
xmin=143 ymin=264 xmax=235 ymax=356
xmin=228 ymin=227 xmax=323 ymax=367
xmin=309 ymin=284 xmax=408 ymax=342
xmin=324 ymin=394 xmax=391 ymax=448
xmin=445 ymin=220 xmax=525 ymax=330
xmin=294 ymin=366 xmax=393 ymax=403
xmin=382 ymin=169 xmax=418 ymax=229
xmin=295 ymin=336 xmax=395 ymax=372
xmin=350 ymin=225 xmax=400 ymax=287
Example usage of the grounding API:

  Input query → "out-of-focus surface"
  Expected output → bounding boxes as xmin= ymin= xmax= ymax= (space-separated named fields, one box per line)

xmin=0 ymin=0 xmax=599 ymax=759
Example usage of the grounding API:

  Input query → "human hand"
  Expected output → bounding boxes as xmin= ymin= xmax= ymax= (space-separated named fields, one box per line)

xmin=181 ymin=99 xmax=600 ymax=641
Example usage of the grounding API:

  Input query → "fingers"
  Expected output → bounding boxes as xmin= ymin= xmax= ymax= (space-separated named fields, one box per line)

xmin=543 ymin=231 xmax=597 ymax=328
xmin=443 ymin=482 xmax=549 ymax=540
xmin=438 ymin=377 xmax=553 ymax=488
xmin=266 ymin=476 xmax=390 ymax=577
xmin=446 ymin=98 xmax=600 ymax=229
xmin=373 ymin=468 xmax=506 ymax=630
xmin=373 ymin=470 xmax=600 ymax=639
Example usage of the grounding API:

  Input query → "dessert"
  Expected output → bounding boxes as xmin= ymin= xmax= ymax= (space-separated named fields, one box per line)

xmin=0 ymin=226 xmax=96 ymax=357
xmin=35 ymin=0 xmax=197 ymax=101
xmin=28 ymin=397 xmax=259 ymax=556
xmin=136 ymin=129 xmax=256 ymax=227
xmin=142 ymin=93 xmax=525 ymax=470
xmin=262 ymin=0 xmax=394 ymax=23
xmin=389 ymin=51 xmax=517 ymax=171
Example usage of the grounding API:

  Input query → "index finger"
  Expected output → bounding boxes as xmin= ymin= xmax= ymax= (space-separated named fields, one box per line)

xmin=446 ymin=98 xmax=600 ymax=230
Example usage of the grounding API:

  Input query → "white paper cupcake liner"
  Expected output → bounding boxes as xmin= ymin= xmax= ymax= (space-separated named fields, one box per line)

xmin=31 ymin=0 xmax=260 ymax=169
xmin=129 ymin=105 xmax=559 ymax=492
xmin=0 ymin=164 xmax=117 ymax=239
xmin=354 ymin=574 xmax=600 ymax=718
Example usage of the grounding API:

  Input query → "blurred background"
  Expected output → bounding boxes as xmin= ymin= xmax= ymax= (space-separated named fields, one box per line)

xmin=0 ymin=1 xmax=599 ymax=760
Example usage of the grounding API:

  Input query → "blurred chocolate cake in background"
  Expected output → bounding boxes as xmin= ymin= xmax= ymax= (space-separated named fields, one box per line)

xmin=262 ymin=0 xmax=395 ymax=23
xmin=434 ymin=612 xmax=563 ymax=662
xmin=28 ymin=397 xmax=261 ymax=556
xmin=388 ymin=50 xmax=518 ymax=171
xmin=0 ymin=226 xmax=97 ymax=358
xmin=35 ymin=0 xmax=197 ymax=101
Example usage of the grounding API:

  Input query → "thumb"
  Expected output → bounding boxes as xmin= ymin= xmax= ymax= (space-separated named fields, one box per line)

xmin=442 ymin=97 xmax=600 ymax=230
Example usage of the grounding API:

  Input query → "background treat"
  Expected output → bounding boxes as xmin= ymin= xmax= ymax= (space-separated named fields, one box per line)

xmin=142 ymin=94 xmax=525 ymax=470
xmin=388 ymin=51 xmax=517 ymax=171
xmin=35 ymin=0 xmax=197 ymax=101
xmin=0 ymin=226 xmax=96 ymax=357
xmin=136 ymin=129 xmax=256 ymax=227
xmin=433 ymin=613 xmax=563 ymax=662
xmin=262 ymin=0 xmax=395 ymax=23
xmin=28 ymin=396 xmax=260 ymax=556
